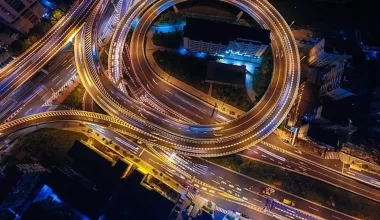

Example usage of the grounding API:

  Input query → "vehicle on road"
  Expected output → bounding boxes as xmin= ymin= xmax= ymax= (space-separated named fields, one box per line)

xmin=174 ymin=206 xmax=181 ymax=213
xmin=283 ymin=198 xmax=296 ymax=207
xmin=294 ymin=149 xmax=302 ymax=154
xmin=261 ymin=187 xmax=275 ymax=196
xmin=350 ymin=164 xmax=362 ymax=171
xmin=281 ymin=139 xmax=290 ymax=144
xmin=240 ymin=213 xmax=251 ymax=220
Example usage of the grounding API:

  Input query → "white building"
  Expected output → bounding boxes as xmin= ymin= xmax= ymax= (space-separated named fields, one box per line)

xmin=183 ymin=18 xmax=270 ymax=58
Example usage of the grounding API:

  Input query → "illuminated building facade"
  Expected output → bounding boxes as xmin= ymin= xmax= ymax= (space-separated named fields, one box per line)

xmin=308 ymin=38 xmax=352 ymax=67
xmin=0 ymin=0 xmax=46 ymax=33
xmin=183 ymin=18 xmax=270 ymax=58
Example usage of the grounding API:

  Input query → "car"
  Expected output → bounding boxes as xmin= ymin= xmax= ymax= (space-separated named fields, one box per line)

xmin=261 ymin=187 xmax=275 ymax=195
xmin=169 ymin=211 xmax=178 ymax=219
xmin=294 ymin=149 xmax=302 ymax=154
xmin=174 ymin=206 xmax=182 ymax=213
xmin=136 ymin=140 xmax=143 ymax=145
xmin=241 ymin=213 xmax=251 ymax=219
xmin=178 ymin=198 xmax=184 ymax=204
xmin=281 ymin=139 xmax=290 ymax=144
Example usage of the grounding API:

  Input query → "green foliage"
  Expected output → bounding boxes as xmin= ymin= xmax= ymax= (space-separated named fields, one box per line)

xmin=7 ymin=1 xmax=73 ymax=56
xmin=154 ymin=11 xmax=184 ymax=25
xmin=12 ymin=128 xmax=88 ymax=167
xmin=152 ymin=31 xmax=183 ymax=48
xmin=208 ymin=155 xmax=380 ymax=220
xmin=100 ymin=41 xmax=111 ymax=70
xmin=61 ymin=83 xmax=86 ymax=109
xmin=211 ymin=84 xmax=253 ymax=111
xmin=253 ymin=49 xmax=273 ymax=100
xmin=153 ymin=50 xmax=213 ymax=93
xmin=94 ymin=103 xmax=108 ymax=115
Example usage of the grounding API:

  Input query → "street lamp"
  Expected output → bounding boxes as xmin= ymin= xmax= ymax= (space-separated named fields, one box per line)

xmin=290 ymin=21 xmax=295 ymax=27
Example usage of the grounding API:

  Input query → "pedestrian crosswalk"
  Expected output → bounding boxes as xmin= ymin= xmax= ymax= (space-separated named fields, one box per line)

xmin=186 ymin=191 xmax=228 ymax=214
xmin=215 ymin=206 xmax=228 ymax=214
xmin=324 ymin=152 xmax=340 ymax=160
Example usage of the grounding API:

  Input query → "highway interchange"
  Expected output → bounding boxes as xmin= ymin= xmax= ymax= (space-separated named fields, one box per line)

xmin=0 ymin=0 xmax=379 ymax=219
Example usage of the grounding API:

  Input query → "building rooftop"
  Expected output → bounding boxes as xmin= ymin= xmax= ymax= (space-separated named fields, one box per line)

xmin=67 ymin=140 xmax=127 ymax=190
xmin=183 ymin=18 xmax=271 ymax=45
xmin=205 ymin=61 xmax=246 ymax=86
xmin=318 ymin=96 xmax=354 ymax=126
xmin=324 ymin=38 xmax=355 ymax=55
xmin=298 ymin=82 xmax=319 ymax=116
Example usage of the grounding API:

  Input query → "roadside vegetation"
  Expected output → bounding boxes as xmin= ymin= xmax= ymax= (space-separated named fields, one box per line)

xmin=211 ymin=84 xmax=252 ymax=112
xmin=152 ymin=31 xmax=183 ymax=48
xmin=153 ymin=50 xmax=211 ymax=93
xmin=94 ymin=103 xmax=108 ymax=115
xmin=10 ymin=128 xmax=88 ymax=167
xmin=253 ymin=49 xmax=273 ymax=100
xmin=100 ymin=41 xmax=111 ymax=70
xmin=208 ymin=155 xmax=380 ymax=220
xmin=153 ymin=50 xmax=255 ymax=111
xmin=61 ymin=83 xmax=86 ymax=109
xmin=8 ymin=0 xmax=76 ymax=56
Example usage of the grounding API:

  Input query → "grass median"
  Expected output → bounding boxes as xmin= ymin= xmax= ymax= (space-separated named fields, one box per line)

xmin=11 ymin=128 xmax=88 ymax=167
xmin=208 ymin=154 xmax=380 ymax=220
xmin=61 ymin=83 xmax=85 ymax=109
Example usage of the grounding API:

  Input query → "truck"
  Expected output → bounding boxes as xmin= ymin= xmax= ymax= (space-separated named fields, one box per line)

xmin=283 ymin=199 xmax=296 ymax=207
xmin=350 ymin=164 xmax=362 ymax=172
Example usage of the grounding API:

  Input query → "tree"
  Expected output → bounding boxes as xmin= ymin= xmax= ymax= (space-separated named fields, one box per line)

xmin=8 ymin=40 xmax=24 ymax=56
xmin=50 ymin=9 xmax=65 ymax=24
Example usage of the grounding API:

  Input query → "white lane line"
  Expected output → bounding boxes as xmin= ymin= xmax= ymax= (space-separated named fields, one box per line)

xmin=332 ymin=215 xmax=342 ymax=220
xmin=309 ymin=207 xmax=319 ymax=212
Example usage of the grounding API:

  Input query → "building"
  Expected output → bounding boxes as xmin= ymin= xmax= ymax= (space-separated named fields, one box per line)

xmin=318 ymin=60 xmax=362 ymax=100
xmin=302 ymin=96 xmax=357 ymax=148
xmin=0 ymin=48 xmax=14 ymax=69
xmin=308 ymin=38 xmax=353 ymax=67
xmin=205 ymin=61 xmax=246 ymax=87
xmin=0 ymin=163 xmax=49 ymax=211
xmin=0 ymin=0 xmax=47 ymax=33
xmin=183 ymin=18 xmax=270 ymax=58
xmin=67 ymin=140 xmax=128 ymax=191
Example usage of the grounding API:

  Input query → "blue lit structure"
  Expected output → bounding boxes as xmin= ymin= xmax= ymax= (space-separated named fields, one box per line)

xmin=183 ymin=18 xmax=270 ymax=58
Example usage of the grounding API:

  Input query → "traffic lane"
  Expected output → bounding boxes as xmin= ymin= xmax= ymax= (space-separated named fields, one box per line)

xmin=14 ymin=71 xmax=75 ymax=119
xmin=200 ymin=192 xmax=276 ymax=220
xmin=0 ymin=0 xmax=87 ymax=78
xmin=12 ymin=57 xmax=77 ymax=119
xmin=133 ymin=32 xmax=285 ymax=132
xmin=129 ymin=0 xmax=288 ymax=132
xmin=263 ymin=133 xmax=344 ymax=170
xmin=0 ymin=0 xmax=97 ymax=102
xmin=98 ymin=73 xmax=197 ymax=125
xmin=190 ymin=157 xmax=358 ymax=220
xmin=83 ymin=92 xmax=94 ymax=111
xmin=122 ymin=47 xmax=216 ymax=124
xmin=250 ymin=143 xmax=380 ymax=202
xmin=97 ymin=0 xmax=294 ymax=148
xmin=343 ymin=168 xmax=380 ymax=188
xmin=130 ymin=56 xmax=219 ymax=124
xmin=0 ymin=123 xmax=276 ymax=220
xmin=194 ymin=170 xmax=317 ymax=220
